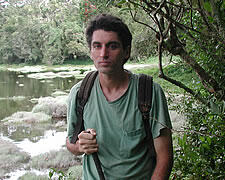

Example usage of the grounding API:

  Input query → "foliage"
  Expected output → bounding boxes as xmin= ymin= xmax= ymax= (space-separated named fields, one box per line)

xmin=0 ymin=0 xmax=87 ymax=65
xmin=134 ymin=62 xmax=225 ymax=178
xmin=135 ymin=59 xmax=199 ymax=94
xmin=49 ymin=168 xmax=66 ymax=180
xmin=100 ymin=0 xmax=225 ymax=103
xmin=48 ymin=166 xmax=82 ymax=180
xmin=0 ymin=0 xmax=159 ymax=65
xmin=1 ymin=0 xmax=224 ymax=100
xmin=171 ymin=95 xmax=224 ymax=179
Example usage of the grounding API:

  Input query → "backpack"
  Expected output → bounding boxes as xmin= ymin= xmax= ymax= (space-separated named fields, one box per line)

xmin=71 ymin=71 xmax=156 ymax=180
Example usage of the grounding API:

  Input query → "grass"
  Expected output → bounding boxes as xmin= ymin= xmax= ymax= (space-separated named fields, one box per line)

xmin=26 ymin=150 xmax=82 ymax=179
xmin=134 ymin=63 xmax=199 ymax=94
xmin=129 ymin=55 xmax=199 ymax=95
xmin=128 ymin=56 xmax=158 ymax=64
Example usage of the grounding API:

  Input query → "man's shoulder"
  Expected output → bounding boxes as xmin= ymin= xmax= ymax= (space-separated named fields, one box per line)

xmin=68 ymin=81 xmax=82 ymax=102
xmin=132 ymin=73 xmax=161 ymax=89
xmin=70 ymin=80 xmax=82 ymax=93
xmin=68 ymin=72 xmax=98 ymax=99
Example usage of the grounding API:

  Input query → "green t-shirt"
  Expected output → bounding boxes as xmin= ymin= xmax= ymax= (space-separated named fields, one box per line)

xmin=67 ymin=72 xmax=172 ymax=180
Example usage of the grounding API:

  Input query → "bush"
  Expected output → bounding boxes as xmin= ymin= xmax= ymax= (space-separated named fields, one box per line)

xmin=171 ymin=95 xmax=225 ymax=179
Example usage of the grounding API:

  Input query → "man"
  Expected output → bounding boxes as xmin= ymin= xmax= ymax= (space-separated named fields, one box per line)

xmin=66 ymin=14 xmax=173 ymax=179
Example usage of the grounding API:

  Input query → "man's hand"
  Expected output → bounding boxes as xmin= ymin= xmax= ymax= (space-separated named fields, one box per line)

xmin=78 ymin=129 xmax=99 ymax=154
xmin=66 ymin=128 xmax=98 ymax=155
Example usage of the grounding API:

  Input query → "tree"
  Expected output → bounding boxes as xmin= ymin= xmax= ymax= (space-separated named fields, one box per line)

xmin=91 ymin=0 xmax=225 ymax=104
xmin=0 ymin=0 xmax=87 ymax=64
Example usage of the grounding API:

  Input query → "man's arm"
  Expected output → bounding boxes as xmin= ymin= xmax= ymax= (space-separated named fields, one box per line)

xmin=66 ymin=129 xmax=98 ymax=156
xmin=151 ymin=128 xmax=173 ymax=180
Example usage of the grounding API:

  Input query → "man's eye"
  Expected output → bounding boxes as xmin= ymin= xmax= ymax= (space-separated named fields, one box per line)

xmin=93 ymin=44 xmax=101 ymax=49
xmin=109 ymin=44 xmax=119 ymax=50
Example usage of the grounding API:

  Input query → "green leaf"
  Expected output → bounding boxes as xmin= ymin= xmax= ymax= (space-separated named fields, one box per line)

xmin=223 ymin=2 xmax=225 ymax=9
xmin=117 ymin=0 xmax=127 ymax=6
xmin=206 ymin=136 xmax=211 ymax=145
xmin=106 ymin=0 xmax=115 ymax=6
xmin=49 ymin=171 xmax=53 ymax=178
xmin=202 ymin=143 xmax=210 ymax=150
xmin=203 ymin=2 xmax=212 ymax=12
xmin=208 ymin=16 xmax=214 ymax=23
xmin=119 ymin=7 xmax=132 ymax=12
xmin=210 ymin=100 xmax=220 ymax=114
xmin=199 ymin=136 xmax=205 ymax=142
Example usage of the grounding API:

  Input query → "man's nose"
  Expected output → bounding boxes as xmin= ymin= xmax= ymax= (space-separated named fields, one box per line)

xmin=100 ymin=46 xmax=109 ymax=57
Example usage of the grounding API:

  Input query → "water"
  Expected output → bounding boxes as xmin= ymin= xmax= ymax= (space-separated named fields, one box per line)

xmin=0 ymin=69 xmax=81 ymax=178
xmin=1 ymin=130 xmax=67 ymax=156
xmin=0 ymin=70 xmax=78 ymax=121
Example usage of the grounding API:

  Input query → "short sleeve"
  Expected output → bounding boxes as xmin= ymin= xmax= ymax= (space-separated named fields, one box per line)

xmin=150 ymin=82 xmax=172 ymax=139
xmin=67 ymin=81 xmax=82 ymax=142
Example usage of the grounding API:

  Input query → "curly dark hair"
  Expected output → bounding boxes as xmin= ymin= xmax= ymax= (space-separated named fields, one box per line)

xmin=85 ymin=14 xmax=132 ymax=56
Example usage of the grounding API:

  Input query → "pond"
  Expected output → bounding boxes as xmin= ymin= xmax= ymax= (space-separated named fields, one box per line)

xmin=0 ymin=67 xmax=85 ymax=179
xmin=0 ymin=70 xmax=78 ymax=120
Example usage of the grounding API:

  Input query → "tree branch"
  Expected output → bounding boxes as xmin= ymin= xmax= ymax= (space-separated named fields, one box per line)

xmin=178 ymin=48 xmax=221 ymax=93
xmin=129 ymin=9 xmax=157 ymax=33
xmin=156 ymin=28 xmax=207 ymax=104
xmin=127 ymin=0 xmax=224 ymax=101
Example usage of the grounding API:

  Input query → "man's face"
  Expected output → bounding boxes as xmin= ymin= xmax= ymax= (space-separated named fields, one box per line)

xmin=90 ymin=30 xmax=130 ymax=75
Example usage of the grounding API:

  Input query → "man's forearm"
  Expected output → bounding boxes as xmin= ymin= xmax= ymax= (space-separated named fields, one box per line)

xmin=151 ymin=128 xmax=173 ymax=180
xmin=151 ymin=153 xmax=173 ymax=180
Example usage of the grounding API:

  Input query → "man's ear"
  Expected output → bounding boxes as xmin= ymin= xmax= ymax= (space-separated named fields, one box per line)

xmin=124 ymin=46 xmax=131 ymax=61
xmin=89 ymin=47 xmax=94 ymax=61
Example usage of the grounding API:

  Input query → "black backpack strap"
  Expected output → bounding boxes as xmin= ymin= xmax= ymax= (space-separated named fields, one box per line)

xmin=138 ymin=74 xmax=156 ymax=158
xmin=71 ymin=71 xmax=98 ymax=143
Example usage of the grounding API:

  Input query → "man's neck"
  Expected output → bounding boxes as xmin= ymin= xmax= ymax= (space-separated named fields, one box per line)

xmin=98 ymin=69 xmax=130 ymax=102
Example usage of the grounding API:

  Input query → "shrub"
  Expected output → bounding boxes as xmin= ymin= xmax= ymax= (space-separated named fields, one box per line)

xmin=171 ymin=95 xmax=224 ymax=179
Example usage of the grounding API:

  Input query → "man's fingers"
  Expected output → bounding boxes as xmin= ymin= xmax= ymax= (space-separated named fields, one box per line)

xmin=78 ymin=140 xmax=98 ymax=149
xmin=78 ymin=137 xmax=98 ymax=145
xmin=78 ymin=129 xmax=97 ymax=140
xmin=78 ymin=139 xmax=98 ymax=154
xmin=77 ymin=129 xmax=98 ymax=154
xmin=86 ymin=128 xmax=97 ymax=135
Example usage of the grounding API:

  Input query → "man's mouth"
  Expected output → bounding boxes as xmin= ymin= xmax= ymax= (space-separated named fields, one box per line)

xmin=98 ymin=61 xmax=111 ymax=65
